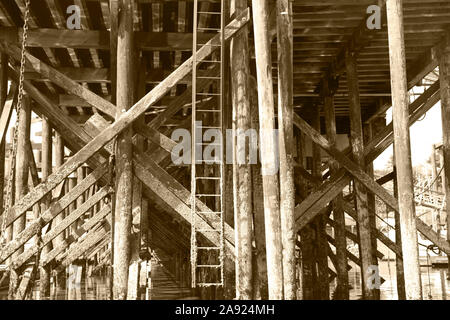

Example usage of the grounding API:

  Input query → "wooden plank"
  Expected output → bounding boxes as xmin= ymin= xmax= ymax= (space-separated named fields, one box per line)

xmin=55 ymin=221 xmax=111 ymax=273
xmin=12 ymin=188 xmax=109 ymax=269
xmin=294 ymin=112 xmax=450 ymax=256
xmin=40 ymin=205 xmax=111 ymax=266
xmin=341 ymin=201 xmax=402 ymax=257
xmin=133 ymin=149 xmax=235 ymax=251
xmin=295 ymin=169 xmax=351 ymax=230
xmin=2 ymin=9 xmax=250 ymax=228
xmin=0 ymin=163 xmax=107 ymax=263
xmin=0 ymin=43 xmax=116 ymax=118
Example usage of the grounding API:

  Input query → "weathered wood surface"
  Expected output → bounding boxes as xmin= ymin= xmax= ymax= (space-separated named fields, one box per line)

xmin=230 ymin=0 xmax=253 ymax=300
xmin=439 ymin=44 xmax=450 ymax=273
xmin=0 ymin=164 xmax=107 ymax=263
xmin=276 ymin=0 xmax=296 ymax=300
xmin=293 ymin=113 xmax=450 ymax=256
xmin=42 ymin=205 xmax=111 ymax=267
xmin=387 ymin=0 xmax=422 ymax=300
xmin=346 ymin=50 xmax=377 ymax=300
xmin=2 ymin=9 xmax=250 ymax=233
xmin=0 ymin=28 xmax=215 ymax=51
xmin=13 ymin=188 xmax=109 ymax=269
xmin=252 ymin=0 xmax=284 ymax=300
xmin=0 ymin=43 xmax=116 ymax=118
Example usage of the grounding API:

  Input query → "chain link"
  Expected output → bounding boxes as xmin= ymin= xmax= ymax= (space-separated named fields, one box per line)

xmin=0 ymin=0 xmax=31 ymax=247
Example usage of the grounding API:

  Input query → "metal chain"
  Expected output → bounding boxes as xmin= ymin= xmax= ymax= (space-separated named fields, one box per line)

xmin=0 ymin=0 xmax=31 ymax=247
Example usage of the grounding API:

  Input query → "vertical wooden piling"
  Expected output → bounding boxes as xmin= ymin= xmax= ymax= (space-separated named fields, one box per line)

xmin=53 ymin=132 xmax=65 ymax=247
xmin=438 ymin=46 xmax=450 ymax=274
xmin=249 ymin=76 xmax=268 ymax=300
xmin=10 ymin=95 xmax=31 ymax=297
xmin=276 ymin=0 xmax=296 ymax=300
xmin=346 ymin=50 xmax=377 ymax=300
xmin=296 ymin=130 xmax=316 ymax=300
xmin=393 ymin=164 xmax=406 ymax=300
xmin=0 ymin=53 xmax=7 ymax=215
xmin=324 ymin=79 xmax=349 ymax=300
xmin=39 ymin=117 xmax=52 ymax=297
xmin=252 ymin=0 xmax=284 ymax=299
xmin=12 ymin=95 xmax=31 ymax=255
xmin=113 ymin=0 xmax=134 ymax=300
xmin=386 ymin=0 xmax=422 ymax=300
xmin=230 ymin=0 xmax=253 ymax=300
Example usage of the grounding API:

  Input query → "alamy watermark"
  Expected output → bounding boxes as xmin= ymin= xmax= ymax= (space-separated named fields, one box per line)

xmin=171 ymin=121 xmax=280 ymax=175
xmin=367 ymin=265 xmax=381 ymax=289
xmin=66 ymin=5 xmax=81 ymax=30
xmin=366 ymin=5 xmax=381 ymax=30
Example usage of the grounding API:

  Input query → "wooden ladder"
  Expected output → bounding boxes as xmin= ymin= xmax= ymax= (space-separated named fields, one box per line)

xmin=190 ymin=0 xmax=225 ymax=288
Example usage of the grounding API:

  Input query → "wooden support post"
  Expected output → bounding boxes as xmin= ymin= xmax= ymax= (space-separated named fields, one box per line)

xmin=386 ymin=0 xmax=422 ymax=300
xmin=249 ymin=76 xmax=268 ymax=300
xmin=10 ymin=95 xmax=31 ymax=297
xmin=230 ymin=0 xmax=253 ymax=300
xmin=128 ymin=57 xmax=147 ymax=300
xmin=346 ymin=50 xmax=377 ymax=300
xmin=438 ymin=45 xmax=450 ymax=274
xmin=311 ymin=110 xmax=329 ymax=300
xmin=252 ymin=0 xmax=284 ymax=299
xmin=364 ymin=121 xmax=380 ymax=300
xmin=297 ymin=130 xmax=316 ymax=300
xmin=113 ymin=0 xmax=134 ymax=300
xmin=0 ymin=53 xmax=7 ymax=214
xmin=53 ymin=132 xmax=65 ymax=248
xmin=393 ymin=165 xmax=406 ymax=299
xmin=276 ymin=0 xmax=296 ymax=300
xmin=324 ymin=79 xmax=349 ymax=300
xmin=431 ymin=144 xmax=438 ymax=192
xmin=109 ymin=0 xmax=119 ymax=300
xmin=39 ymin=117 xmax=52 ymax=298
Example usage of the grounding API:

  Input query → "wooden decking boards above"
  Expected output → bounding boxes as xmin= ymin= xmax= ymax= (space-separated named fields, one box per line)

xmin=0 ymin=0 xmax=449 ymax=124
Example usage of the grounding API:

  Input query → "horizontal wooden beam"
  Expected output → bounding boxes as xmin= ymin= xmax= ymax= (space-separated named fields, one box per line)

xmin=0 ymin=28 xmax=214 ymax=51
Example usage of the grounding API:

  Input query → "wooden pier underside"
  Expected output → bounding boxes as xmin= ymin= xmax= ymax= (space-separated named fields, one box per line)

xmin=0 ymin=0 xmax=449 ymax=300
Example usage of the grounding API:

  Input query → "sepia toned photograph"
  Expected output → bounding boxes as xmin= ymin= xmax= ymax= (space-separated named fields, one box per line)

xmin=0 ymin=0 xmax=448 ymax=309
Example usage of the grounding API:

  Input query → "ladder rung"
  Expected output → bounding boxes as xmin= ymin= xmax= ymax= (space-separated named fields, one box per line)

xmin=198 ymin=27 xmax=221 ymax=31
xmin=195 ymin=143 xmax=221 ymax=147
xmin=196 ymin=93 xmax=221 ymax=96
xmin=197 ymin=247 xmax=221 ymax=250
xmin=197 ymin=126 xmax=221 ymax=129
xmin=196 ymin=176 xmax=221 ymax=180
xmin=197 ymin=265 xmax=222 ymax=268
xmin=198 ymin=12 xmax=221 ymax=15
xmin=197 ymin=282 xmax=223 ymax=287
xmin=196 ymin=109 xmax=221 ymax=113
xmin=197 ymin=76 xmax=221 ymax=80
xmin=198 ymin=43 xmax=221 ymax=47
xmin=196 ymin=211 xmax=222 ymax=214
